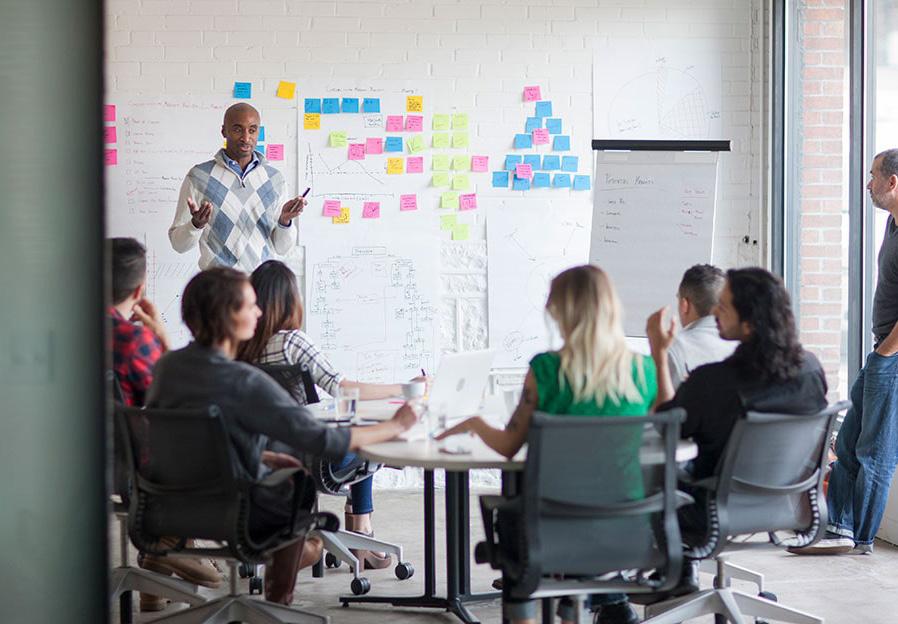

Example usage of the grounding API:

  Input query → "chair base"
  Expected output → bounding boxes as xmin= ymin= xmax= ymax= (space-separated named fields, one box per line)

xmin=699 ymin=558 xmax=765 ymax=593
xmin=317 ymin=529 xmax=405 ymax=582
xmin=642 ymin=588 xmax=822 ymax=624
xmin=110 ymin=566 xmax=205 ymax=608
xmin=146 ymin=594 xmax=329 ymax=624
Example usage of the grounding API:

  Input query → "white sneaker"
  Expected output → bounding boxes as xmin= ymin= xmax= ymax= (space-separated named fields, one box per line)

xmin=851 ymin=543 xmax=873 ymax=555
xmin=787 ymin=533 xmax=854 ymax=555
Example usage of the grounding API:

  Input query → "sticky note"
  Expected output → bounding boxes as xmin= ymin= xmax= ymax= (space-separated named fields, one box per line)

xmin=276 ymin=81 xmax=296 ymax=99
xmin=452 ymin=113 xmax=469 ymax=130
xmin=546 ymin=118 xmax=562 ymax=134
xmin=553 ymin=173 xmax=572 ymax=188
xmin=525 ymin=117 xmax=541 ymax=133
xmin=363 ymin=98 xmax=381 ymax=113
xmin=515 ymin=163 xmax=533 ymax=179
xmin=514 ymin=134 xmax=533 ymax=149
xmin=329 ymin=131 xmax=348 ymax=147
xmin=535 ymin=101 xmax=552 ymax=117
xmin=398 ymin=194 xmax=417 ymax=211
xmin=406 ymin=95 xmax=423 ymax=112
xmin=104 ymin=126 xmax=117 ymax=144
xmin=459 ymin=193 xmax=477 ymax=211
xmin=432 ymin=114 xmax=450 ymax=131
xmin=103 ymin=104 xmax=116 ymax=122
xmin=452 ymin=155 xmax=470 ymax=171
xmin=258 ymin=126 xmax=265 ymax=141
xmin=407 ymin=135 xmax=425 ymax=153
xmin=266 ymin=144 xmax=284 ymax=160
xmin=384 ymin=136 xmax=403 ymax=152
xmin=492 ymin=171 xmax=509 ymax=187
xmin=452 ymin=224 xmax=470 ymax=241
xmin=386 ymin=115 xmax=404 ymax=132
xmin=363 ymin=201 xmax=380 ymax=218
xmin=433 ymin=172 xmax=451 ymax=187
xmin=405 ymin=115 xmax=423 ymax=132
xmin=407 ymin=156 xmax=424 ymax=173
xmin=505 ymin=155 xmax=522 ymax=170
xmin=512 ymin=177 xmax=531 ymax=191
xmin=523 ymin=85 xmax=542 ymax=102
xmin=322 ymin=98 xmax=340 ymax=114
xmin=532 ymin=172 xmax=550 ymax=188
xmin=440 ymin=214 xmax=457 ymax=230
xmin=332 ymin=206 xmax=350 ymax=224
xmin=255 ymin=144 xmax=265 ymax=154
xmin=365 ymin=137 xmax=384 ymax=154
xmin=104 ymin=148 xmax=117 ymax=166
xmin=523 ymin=154 xmax=541 ymax=170
xmin=561 ymin=156 xmax=579 ymax=172
xmin=542 ymin=155 xmax=561 ymax=170
xmin=322 ymin=200 xmax=342 ymax=217
xmin=452 ymin=174 xmax=470 ymax=190
xmin=432 ymin=133 xmax=450 ymax=149
xmin=452 ymin=132 xmax=469 ymax=149
xmin=573 ymin=175 xmax=591 ymax=191
xmin=304 ymin=113 xmax=321 ymax=130
xmin=553 ymin=135 xmax=571 ymax=151
xmin=304 ymin=99 xmax=321 ymax=113
xmin=432 ymin=154 xmax=450 ymax=171
xmin=387 ymin=158 xmax=404 ymax=174
xmin=532 ymin=128 xmax=550 ymax=145
xmin=233 ymin=82 xmax=252 ymax=98
xmin=441 ymin=192 xmax=460 ymax=210
xmin=342 ymin=98 xmax=360 ymax=113
xmin=471 ymin=155 xmax=489 ymax=172
xmin=348 ymin=143 xmax=365 ymax=160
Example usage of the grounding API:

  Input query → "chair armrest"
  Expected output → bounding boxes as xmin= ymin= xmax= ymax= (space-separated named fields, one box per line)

xmin=477 ymin=495 xmax=521 ymax=567
xmin=257 ymin=467 xmax=304 ymax=488
xmin=675 ymin=491 xmax=695 ymax=508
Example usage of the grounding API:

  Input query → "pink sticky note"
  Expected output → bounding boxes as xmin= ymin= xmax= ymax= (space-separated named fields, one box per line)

xmin=365 ymin=138 xmax=384 ymax=154
xmin=515 ymin=163 xmax=533 ymax=179
xmin=104 ymin=104 xmax=116 ymax=122
xmin=459 ymin=193 xmax=478 ymax=211
xmin=266 ymin=144 xmax=284 ymax=160
xmin=104 ymin=148 xmax=118 ymax=166
xmin=386 ymin=115 xmax=404 ymax=132
xmin=532 ymin=128 xmax=550 ymax=145
xmin=348 ymin=144 xmax=366 ymax=160
xmin=406 ymin=156 xmax=424 ymax=173
xmin=523 ymin=86 xmax=542 ymax=102
xmin=104 ymin=126 xmax=117 ymax=144
xmin=363 ymin=202 xmax=381 ymax=218
xmin=405 ymin=115 xmax=423 ymax=132
xmin=322 ymin=200 xmax=342 ymax=217
xmin=399 ymin=194 xmax=418 ymax=211
xmin=471 ymin=155 xmax=489 ymax=172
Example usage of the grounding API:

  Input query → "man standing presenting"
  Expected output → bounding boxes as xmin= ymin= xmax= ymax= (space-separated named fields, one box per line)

xmin=169 ymin=103 xmax=306 ymax=271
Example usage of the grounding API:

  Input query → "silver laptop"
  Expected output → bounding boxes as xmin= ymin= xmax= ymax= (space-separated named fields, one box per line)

xmin=427 ymin=350 xmax=496 ymax=421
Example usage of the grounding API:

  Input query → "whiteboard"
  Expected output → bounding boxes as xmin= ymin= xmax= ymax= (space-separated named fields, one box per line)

xmin=487 ymin=202 xmax=591 ymax=368
xmin=590 ymin=151 xmax=718 ymax=336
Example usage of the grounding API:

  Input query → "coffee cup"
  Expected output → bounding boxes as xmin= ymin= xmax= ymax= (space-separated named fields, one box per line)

xmin=401 ymin=380 xmax=426 ymax=400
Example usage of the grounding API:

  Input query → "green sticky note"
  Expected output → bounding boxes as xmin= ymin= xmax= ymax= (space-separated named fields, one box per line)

xmin=441 ymin=191 xmax=460 ymax=210
xmin=407 ymin=135 xmax=425 ymax=153
xmin=452 ymin=113 xmax=469 ymax=130
xmin=452 ymin=155 xmax=471 ymax=171
xmin=329 ymin=131 xmax=347 ymax=147
xmin=452 ymin=174 xmax=470 ymax=191
xmin=432 ymin=172 xmax=451 ymax=187
xmin=433 ymin=154 xmax=451 ymax=171
xmin=452 ymin=132 xmax=469 ymax=149
xmin=452 ymin=223 xmax=470 ymax=241
xmin=433 ymin=114 xmax=450 ymax=131
xmin=440 ymin=214 xmax=458 ymax=230
xmin=432 ymin=133 xmax=450 ymax=149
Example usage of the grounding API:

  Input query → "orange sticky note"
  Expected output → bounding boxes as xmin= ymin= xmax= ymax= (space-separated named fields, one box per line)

xmin=303 ymin=113 xmax=321 ymax=130
xmin=406 ymin=95 xmax=423 ymax=112
xmin=276 ymin=80 xmax=296 ymax=99
xmin=386 ymin=157 xmax=404 ymax=175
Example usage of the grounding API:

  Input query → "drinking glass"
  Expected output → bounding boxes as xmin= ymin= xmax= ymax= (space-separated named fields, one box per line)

xmin=336 ymin=386 xmax=360 ymax=423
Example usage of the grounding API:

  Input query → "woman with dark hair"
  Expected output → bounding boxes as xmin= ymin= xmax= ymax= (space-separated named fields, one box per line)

xmin=146 ymin=267 xmax=417 ymax=605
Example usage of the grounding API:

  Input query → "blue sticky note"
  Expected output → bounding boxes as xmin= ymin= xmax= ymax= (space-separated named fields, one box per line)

xmin=525 ymin=117 xmax=541 ymax=133
xmin=363 ymin=98 xmax=381 ymax=113
xmin=492 ymin=171 xmax=510 ymax=188
xmin=258 ymin=126 xmax=265 ymax=141
xmin=304 ymin=98 xmax=321 ymax=113
xmin=322 ymin=98 xmax=340 ymax=114
xmin=254 ymin=144 xmax=265 ymax=154
xmin=535 ymin=101 xmax=552 ymax=117
xmin=514 ymin=134 xmax=533 ymax=149
xmin=546 ymin=118 xmax=562 ymax=134
xmin=553 ymin=135 xmax=571 ymax=151
xmin=542 ymin=155 xmax=560 ymax=170
xmin=233 ymin=82 xmax=252 ymax=98
xmin=523 ymin=154 xmax=541 ymax=170
xmin=532 ymin=172 xmax=550 ymax=188
xmin=505 ymin=155 xmax=522 ymax=170
xmin=342 ymin=98 xmax=360 ymax=113
xmin=573 ymin=175 xmax=591 ymax=191
xmin=561 ymin=156 xmax=579 ymax=172
xmin=384 ymin=136 xmax=403 ymax=152
xmin=553 ymin=173 xmax=572 ymax=188
xmin=512 ymin=177 xmax=531 ymax=191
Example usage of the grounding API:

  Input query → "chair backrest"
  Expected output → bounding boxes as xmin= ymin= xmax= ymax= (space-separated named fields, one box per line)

xmin=255 ymin=361 xmax=319 ymax=405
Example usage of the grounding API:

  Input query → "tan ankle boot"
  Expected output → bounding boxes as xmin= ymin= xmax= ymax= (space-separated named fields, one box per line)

xmin=138 ymin=538 xmax=223 ymax=588
xmin=344 ymin=512 xmax=391 ymax=570
xmin=264 ymin=535 xmax=323 ymax=605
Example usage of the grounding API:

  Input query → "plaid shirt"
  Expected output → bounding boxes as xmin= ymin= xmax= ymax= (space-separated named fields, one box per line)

xmin=258 ymin=330 xmax=343 ymax=405
xmin=109 ymin=308 xmax=164 ymax=407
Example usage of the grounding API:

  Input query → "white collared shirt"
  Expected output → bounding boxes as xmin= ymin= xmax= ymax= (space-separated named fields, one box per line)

xmin=668 ymin=315 xmax=737 ymax=389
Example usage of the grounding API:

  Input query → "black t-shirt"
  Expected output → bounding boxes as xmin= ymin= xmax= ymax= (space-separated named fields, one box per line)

xmin=658 ymin=351 xmax=828 ymax=480
xmin=873 ymin=216 xmax=898 ymax=344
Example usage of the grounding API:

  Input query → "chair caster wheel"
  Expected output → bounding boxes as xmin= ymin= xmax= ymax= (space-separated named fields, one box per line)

xmin=249 ymin=576 xmax=263 ymax=595
xmin=350 ymin=577 xmax=371 ymax=595
xmin=758 ymin=591 xmax=777 ymax=602
xmin=395 ymin=562 xmax=414 ymax=580
xmin=238 ymin=563 xmax=255 ymax=579
xmin=325 ymin=553 xmax=341 ymax=569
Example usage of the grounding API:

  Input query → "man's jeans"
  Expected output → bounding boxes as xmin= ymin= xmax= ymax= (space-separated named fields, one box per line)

xmin=827 ymin=351 xmax=898 ymax=545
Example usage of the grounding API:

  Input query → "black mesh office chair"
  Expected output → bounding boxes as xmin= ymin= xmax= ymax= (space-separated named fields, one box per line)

xmin=476 ymin=409 xmax=689 ymax=623
xmin=642 ymin=400 xmax=851 ymax=624
xmin=117 ymin=404 xmax=338 ymax=624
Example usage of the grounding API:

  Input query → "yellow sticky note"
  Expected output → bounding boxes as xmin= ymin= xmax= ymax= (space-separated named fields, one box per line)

xmin=452 ymin=223 xmax=470 ymax=241
xmin=329 ymin=131 xmax=347 ymax=147
xmin=432 ymin=172 xmax=451 ymax=187
xmin=276 ymin=80 xmax=296 ymax=99
xmin=406 ymin=95 xmax=424 ymax=112
xmin=387 ymin=157 xmax=404 ymax=174
xmin=452 ymin=113 xmax=469 ymax=130
xmin=407 ymin=135 xmax=425 ymax=153
xmin=452 ymin=174 xmax=470 ymax=191
xmin=432 ymin=133 xmax=450 ymax=149
xmin=452 ymin=132 xmax=469 ymax=149
xmin=452 ymin=155 xmax=471 ymax=171
xmin=432 ymin=154 xmax=450 ymax=171
xmin=432 ymin=114 xmax=450 ymax=131
xmin=304 ymin=113 xmax=321 ymax=130
xmin=441 ymin=191 xmax=460 ymax=210
xmin=332 ymin=206 xmax=350 ymax=224
xmin=440 ymin=214 xmax=458 ymax=230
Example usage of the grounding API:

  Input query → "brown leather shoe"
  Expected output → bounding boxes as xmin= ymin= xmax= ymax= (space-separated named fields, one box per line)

xmin=344 ymin=512 xmax=392 ymax=570
xmin=139 ymin=593 xmax=169 ymax=612
xmin=265 ymin=535 xmax=323 ymax=605
xmin=138 ymin=538 xmax=223 ymax=588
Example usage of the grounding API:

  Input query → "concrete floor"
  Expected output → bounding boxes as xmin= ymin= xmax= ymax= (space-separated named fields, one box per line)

xmin=111 ymin=488 xmax=898 ymax=624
